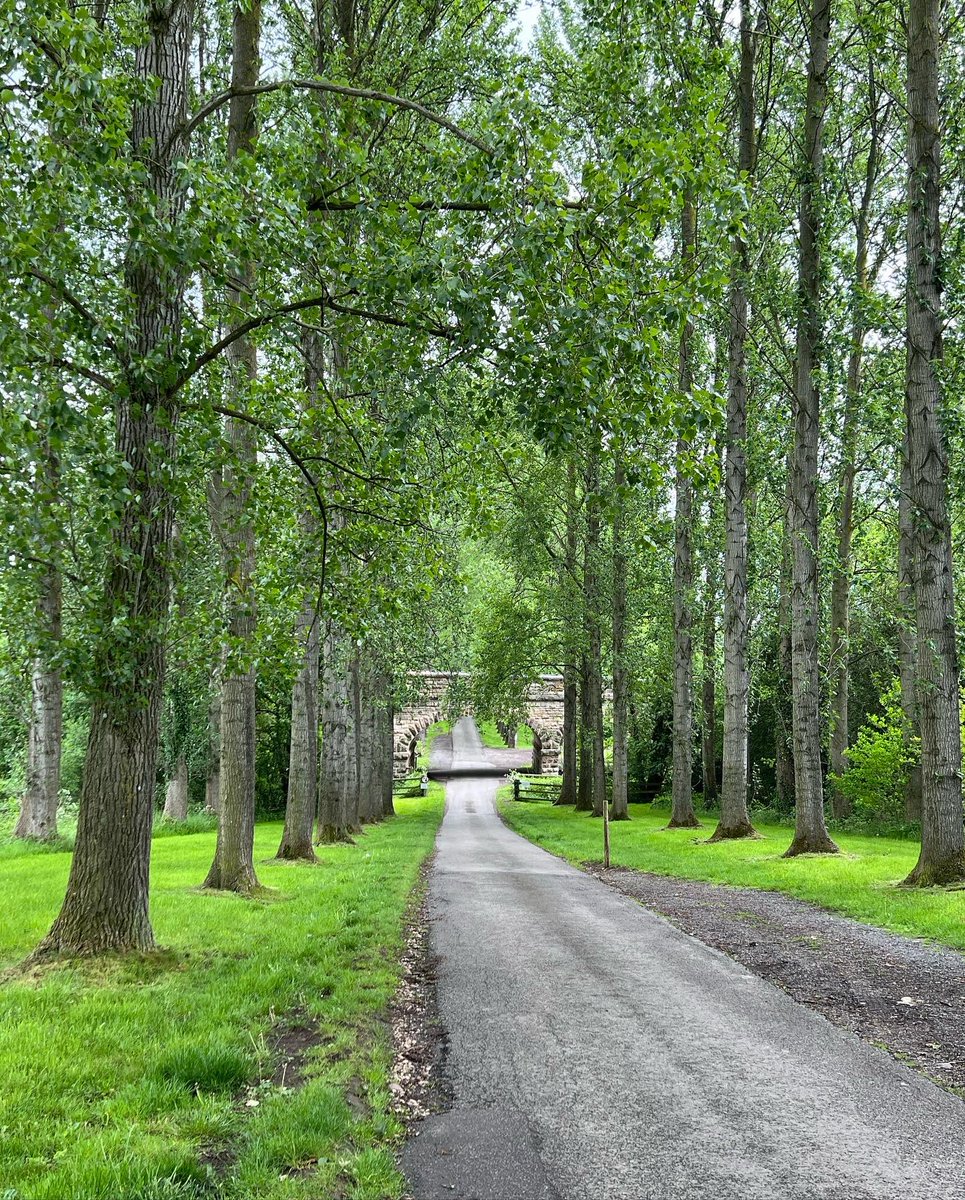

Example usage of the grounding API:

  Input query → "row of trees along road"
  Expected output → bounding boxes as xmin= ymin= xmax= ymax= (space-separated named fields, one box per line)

xmin=2 ymin=0 xmax=965 ymax=958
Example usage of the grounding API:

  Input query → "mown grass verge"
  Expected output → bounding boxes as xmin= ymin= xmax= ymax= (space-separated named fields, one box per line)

xmin=498 ymin=792 xmax=965 ymax=951
xmin=476 ymin=720 xmax=533 ymax=750
xmin=0 ymin=789 xmax=444 ymax=1200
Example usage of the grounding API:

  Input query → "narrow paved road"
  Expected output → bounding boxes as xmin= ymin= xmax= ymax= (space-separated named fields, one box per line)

xmin=402 ymin=717 xmax=965 ymax=1200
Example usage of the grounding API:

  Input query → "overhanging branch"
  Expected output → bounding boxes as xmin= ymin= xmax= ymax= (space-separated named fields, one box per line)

xmin=180 ymin=78 xmax=493 ymax=155
xmin=178 ymin=294 xmax=461 ymax=391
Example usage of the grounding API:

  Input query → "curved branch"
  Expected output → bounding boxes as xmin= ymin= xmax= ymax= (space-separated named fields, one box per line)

xmin=178 ymin=294 xmax=461 ymax=391
xmin=307 ymin=195 xmax=584 ymax=214
xmin=184 ymin=399 xmax=329 ymax=525
xmin=26 ymin=357 xmax=116 ymax=392
xmin=25 ymin=270 xmax=119 ymax=354
xmin=181 ymin=78 xmax=493 ymax=155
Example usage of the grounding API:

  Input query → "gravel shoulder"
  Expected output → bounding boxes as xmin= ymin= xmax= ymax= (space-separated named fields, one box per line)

xmin=585 ymin=863 xmax=965 ymax=1097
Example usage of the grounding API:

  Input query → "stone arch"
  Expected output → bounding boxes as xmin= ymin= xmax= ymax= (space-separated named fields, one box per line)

xmin=393 ymin=673 xmax=567 ymax=777
xmin=393 ymin=707 xmax=442 ymax=777
xmin=518 ymin=720 xmax=561 ymax=774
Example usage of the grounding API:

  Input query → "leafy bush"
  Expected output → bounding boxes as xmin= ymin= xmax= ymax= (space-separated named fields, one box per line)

xmin=152 ymin=810 xmax=218 ymax=838
xmin=60 ymin=708 xmax=90 ymax=801
xmin=830 ymin=680 xmax=917 ymax=822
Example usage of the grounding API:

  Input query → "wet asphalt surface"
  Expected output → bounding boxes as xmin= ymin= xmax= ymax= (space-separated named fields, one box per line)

xmin=401 ymin=717 xmax=965 ymax=1200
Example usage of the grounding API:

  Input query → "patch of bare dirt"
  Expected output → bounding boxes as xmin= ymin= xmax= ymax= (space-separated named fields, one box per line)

xmin=585 ymin=864 xmax=965 ymax=1096
xmin=268 ymin=1007 xmax=325 ymax=1089
xmin=389 ymin=852 xmax=450 ymax=1124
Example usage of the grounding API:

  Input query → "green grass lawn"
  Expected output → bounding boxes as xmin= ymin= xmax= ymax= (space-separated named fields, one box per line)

xmin=0 ymin=791 xmax=444 ymax=1200
xmin=416 ymin=721 xmax=450 ymax=770
xmin=476 ymin=720 xmax=534 ymax=750
xmin=499 ymin=795 xmax=965 ymax=951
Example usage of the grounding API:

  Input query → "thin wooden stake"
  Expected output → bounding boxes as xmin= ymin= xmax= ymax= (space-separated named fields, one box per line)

xmin=603 ymin=793 xmax=611 ymax=869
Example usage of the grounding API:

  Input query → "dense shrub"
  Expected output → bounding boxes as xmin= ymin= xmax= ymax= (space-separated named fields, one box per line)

xmin=830 ymin=681 xmax=916 ymax=823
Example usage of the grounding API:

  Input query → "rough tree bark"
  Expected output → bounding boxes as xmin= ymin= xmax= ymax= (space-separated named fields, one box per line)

xmin=829 ymin=68 xmax=881 ymax=819
xmin=203 ymin=0 xmax=263 ymax=893
xmin=669 ymin=195 xmax=700 ymax=830
xmin=700 ymin=520 xmax=715 ymax=811
xmin=785 ymin=0 xmax=838 ymax=857
xmin=576 ymin=655 xmax=593 ymax=813
xmin=356 ymin=666 xmax=381 ymax=824
xmin=379 ymin=675 xmax=395 ymax=818
xmin=278 ymin=320 xmax=325 ymax=859
xmin=775 ymin=534 xmax=795 ymax=809
xmin=827 ymin=363 xmax=858 ymax=820
xmin=701 ymin=498 xmax=718 ymax=812
xmin=163 ymin=755 xmax=189 ymax=822
xmin=276 ymin=595 xmax=320 ymax=860
xmin=17 ymin=554 xmax=63 ymax=841
xmin=714 ymin=3 xmax=756 ymax=841
xmin=897 ymin=450 xmax=923 ymax=822
xmin=344 ymin=650 xmax=362 ymax=829
xmin=902 ymin=0 xmax=965 ymax=885
xmin=611 ymin=450 xmax=630 ymax=820
xmin=557 ymin=458 xmax=579 ymax=806
xmin=584 ymin=442 xmax=608 ymax=818
xmin=318 ymin=625 xmax=352 ymax=843
xmin=34 ymin=0 xmax=193 ymax=956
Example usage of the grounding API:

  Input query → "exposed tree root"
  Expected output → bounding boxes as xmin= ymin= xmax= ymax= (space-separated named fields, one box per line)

xmin=900 ymin=855 xmax=965 ymax=888
xmin=315 ymin=825 xmax=355 ymax=845
xmin=268 ymin=849 xmax=319 ymax=865
xmin=782 ymin=833 xmax=840 ymax=857
xmin=706 ymin=821 xmax=759 ymax=843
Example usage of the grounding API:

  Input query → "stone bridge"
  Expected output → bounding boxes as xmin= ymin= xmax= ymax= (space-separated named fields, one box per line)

xmin=394 ymin=672 xmax=564 ymax=777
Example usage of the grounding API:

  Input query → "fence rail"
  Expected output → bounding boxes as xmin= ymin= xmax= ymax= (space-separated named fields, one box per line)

xmin=512 ymin=776 xmax=562 ymax=803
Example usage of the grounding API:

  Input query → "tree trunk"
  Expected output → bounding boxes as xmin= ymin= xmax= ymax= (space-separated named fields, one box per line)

xmin=589 ymin=653 xmax=607 ymax=818
xmin=903 ymin=0 xmax=965 ymax=885
xmin=785 ymin=0 xmax=838 ymax=857
xmin=203 ymin=0 xmax=262 ymax=893
xmin=344 ymin=650 xmax=362 ymax=829
xmin=356 ymin=668 xmax=381 ymax=824
xmin=163 ymin=754 xmax=189 ymax=822
xmin=827 ymin=372 xmax=857 ymax=820
xmin=775 ymin=537 xmax=795 ymax=809
xmin=557 ymin=458 xmax=579 ymax=806
xmin=898 ymin=450 xmax=923 ymax=822
xmin=701 ymin=529 xmax=718 ymax=812
xmin=277 ymin=597 xmax=320 ymax=861
xmin=17 ymin=558 xmax=63 ymax=841
xmin=558 ymin=665 xmax=578 ymax=806
xmin=713 ymin=2 xmax=756 ymax=842
xmin=318 ymin=625 xmax=352 ymax=843
xmin=584 ymin=442 xmax=608 ymax=818
xmin=669 ymin=196 xmax=700 ymax=830
xmin=33 ymin=0 xmax=193 ymax=958
xmin=611 ymin=451 xmax=630 ymax=820
xmin=380 ymin=679 xmax=396 ymax=817
xmin=829 ymin=68 xmax=881 ymax=820
xmin=576 ymin=653 xmax=593 ymax=813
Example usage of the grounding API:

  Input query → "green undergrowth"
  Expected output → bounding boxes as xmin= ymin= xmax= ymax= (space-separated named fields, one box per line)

xmin=0 ymin=789 xmax=444 ymax=1200
xmin=498 ymin=791 xmax=965 ymax=952
xmin=0 ymin=808 xmax=222 ymax=857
